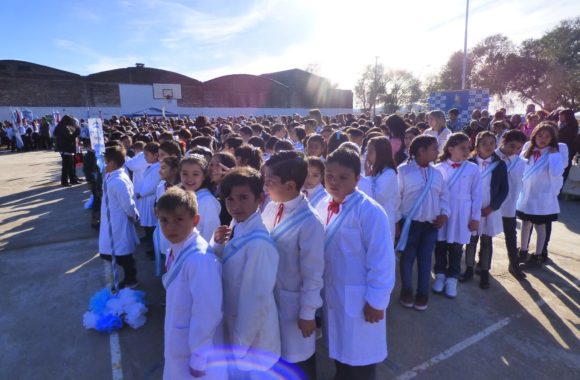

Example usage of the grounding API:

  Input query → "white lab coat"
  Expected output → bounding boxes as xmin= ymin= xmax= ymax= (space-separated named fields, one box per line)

xmin=262 ymin=195 xmax=324 ymax=363
xmin=99 ymin=169 xmax=140 ymax=255
xmin=358 ymin=168 xmax=400 ymax=240
xmin=435 ymin=160 xmax=482 ymax=244
xmin=163 ymin=230 xmax=226 ymax=380
xmin=474 ymin=156 xmax=504 ymax=236
xmin=302 ymin=183 xmax=328 ymax=210
xmin=211 ymin=212 xmax=281 ymax=371
xmin=137 ymin=162 xmax=161 ymax=227
xmin=195 ymin=189 xmax=221 ymax=243
xmin=125 ymin=151 xmax=148 ymax=203
xmin=496 ymin=149 xmax=526 ymax=218
xmin=516 ymin=147 xmax=564 ymax=216
xmin=398 ymin=161 xmax=451 ymax=223
xmin=423 ymin=127 xmax=452 ymax=154
xmin=315 ymin=190 xmax=395 ymax=366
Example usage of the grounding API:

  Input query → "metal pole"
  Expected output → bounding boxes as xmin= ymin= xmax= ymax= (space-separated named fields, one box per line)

xmin=461 ymin=0 xmax=470 ymax=90
xmin=373 ymin=56 xmax=378 ymax=117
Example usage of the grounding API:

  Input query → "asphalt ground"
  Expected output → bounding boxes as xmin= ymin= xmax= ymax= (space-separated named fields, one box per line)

xmin=1 ymin=150 xmax=578 ymax=380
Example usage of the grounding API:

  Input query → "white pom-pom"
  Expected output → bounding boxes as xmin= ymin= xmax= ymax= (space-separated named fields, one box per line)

xmin=117 ymin=289 xmax=138 ymax=311
xmin=125 ymin=314 xmax=147 ymax=329
xmin=83 ymin=311 xmax=99 ymax=329
xmin=124 ymin=302 xmax=148 ymax=329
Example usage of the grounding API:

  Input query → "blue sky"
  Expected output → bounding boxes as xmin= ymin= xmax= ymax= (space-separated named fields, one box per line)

xmin=2 ymin=0 xmax=578 ymax=88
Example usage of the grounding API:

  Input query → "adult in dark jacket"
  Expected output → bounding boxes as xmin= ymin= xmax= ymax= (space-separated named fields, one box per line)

xmin=558 ymin=109 xmax=579 ymax=182
xmin=53 ymin=115 xmax=81 ymax=186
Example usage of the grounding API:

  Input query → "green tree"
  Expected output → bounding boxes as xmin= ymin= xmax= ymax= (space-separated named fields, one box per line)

xmin=423 ymin=51 xmax=473 ymax=93
xmin=354 ymin=63 xmax=386 ymax=111
xmin=382 ymin=69 xmax=423 ymax=113
xmin=470 ymin=34 xmax=516 ymax=97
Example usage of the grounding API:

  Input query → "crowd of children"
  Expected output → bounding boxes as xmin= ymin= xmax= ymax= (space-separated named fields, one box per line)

xmin=88 ymin=107 xmax=577 ymax=379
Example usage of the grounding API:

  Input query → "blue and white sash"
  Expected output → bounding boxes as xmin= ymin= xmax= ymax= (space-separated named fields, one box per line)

xmin=271 ymin=206 xmax=312 ymax=241
xmin=309 ymin=187 xmax=327 ymax=207
xmin=396 ymin=167 xmax=434 ymax=252
xmin=162 ymin=241 xmax=200 ymax=289
xmin=195 ymin=188 xmax=212 ymax=203
xmin=447 ymin=161 xmax=468 ymax=189
xmin=481 ymin=160 xmax=500 ymax=179
xmin=522 ymin=152 xmax=550 ymax=181
xmin=506 ymin=157 xmax=519 ymax=173
xmin=153 ymin=225 xmax=163 ymax=277
xmin=324 ymin=191 xmax=364 ymax=250
xmin=222 ymin=231 xmax=276 ymax=264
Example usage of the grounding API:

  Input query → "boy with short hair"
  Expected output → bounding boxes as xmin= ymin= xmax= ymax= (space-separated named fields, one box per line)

xmin=99 ymin=145 xmax=140 ymax=288
xmin=156 ymin=187 xmax=225 ymax=379
xmin=262 ymin=151 xmax=324 ymax=379
xmin=315 ymin=146 xmax=395 ymax=380
xmin=211 ymin=167 xmax=281 ymax=376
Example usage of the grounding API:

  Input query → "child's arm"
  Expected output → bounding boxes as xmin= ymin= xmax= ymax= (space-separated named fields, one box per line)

xmin=186 ymin=256 xmax=223 ymax=375
xmin=361 ymin=205 xmax=395 ymax=314
xmin=489 ymin=161 xmax=509 ymax=211
xmin=548 ymin=150 xmax=565 ymax=177
xmin=434 ymin=172 xmax=451 ymax=228
xmin=470 ymin=170 xmax=483 ymax=222
xmin=297 ymin=218 xmax=325 ymax=333
xmin=112 ymin=179 xmax=139 ymax=220
xmin=376 ymin=170 xmax=401 ymax=223
xmin=233 ymin=242 xmax=279 ymax=361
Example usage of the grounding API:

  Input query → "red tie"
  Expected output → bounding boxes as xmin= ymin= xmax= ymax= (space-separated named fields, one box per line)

xmin=327 ymin=200 xmax=341 ymax=225
xmin=274 ymin=203 xmax=285 ymax=226
xmin=166 ymin=249 xmax=175 ymax=271
xmin=451 ymin=162 xmax=461 ymax=169
xmin=533 ymin=150 xmax=541 ymax=161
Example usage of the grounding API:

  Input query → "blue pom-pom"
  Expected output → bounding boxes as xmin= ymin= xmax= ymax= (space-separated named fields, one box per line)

xmin=95 ymin=313 xmax=123 ymax=333
xmin=132 ymin=290 xmax=146 ymax=304
xmin=89 ymin=288 xmax=113 ymax=315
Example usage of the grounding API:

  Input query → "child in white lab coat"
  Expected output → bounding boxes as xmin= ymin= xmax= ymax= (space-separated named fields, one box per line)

xmin=397 ymin=135 xmax=450 ymax=309
xmin=302 ymin=157 xmax=328 ymax=210
xmin=358 ymin=136 xmax=400 ymax=242
xmin=433 ymin=132 xmax=481 ymax=299
xmin=211 ymin=167 xmax=281 ymax=377
xmin=99 ymin=145 xmax=140 ymax=288
xmin=180 ymin=155 xmax=221 ymax=243
xmin=262 ymin=151 xmax=324 ymax=380
xmin=461 ymin=131 xmax=509 ymax=289
xmin=136 ymin=142 xmax=161 ymax=258
xmin=156 ymin=187 xmax=225 ymax=380
xmin=517 ymin=122 xmax=564 ymax=269
xmin=496 ymin=130 xmax=528 ymax=279
xmin=315 ymin=146 xmax=395 ymax=380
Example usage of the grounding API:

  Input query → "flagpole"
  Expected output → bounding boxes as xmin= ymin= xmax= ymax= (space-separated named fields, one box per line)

xmin=461 ymin=0 xmax=470 ymax=90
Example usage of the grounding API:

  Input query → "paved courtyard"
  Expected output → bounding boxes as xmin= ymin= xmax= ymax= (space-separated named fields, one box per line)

xmin=1 ymin=151 xmax=579 ymax=380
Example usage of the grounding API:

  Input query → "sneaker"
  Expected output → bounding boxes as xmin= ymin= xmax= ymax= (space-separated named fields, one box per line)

xmin=399 ymin=288 xmax=415 ymax=308
xmin=479 ymin=270 xmax=490 ymax=289
xmin=445 ymin=277 xmax=458 ymax=298
xmin=432 ymin=274 xmax=446 ymax=294
xmin=459 ymin=267 xmax=474 ymax=283
xmin=414 ymin=294 xmax=428 ymax=311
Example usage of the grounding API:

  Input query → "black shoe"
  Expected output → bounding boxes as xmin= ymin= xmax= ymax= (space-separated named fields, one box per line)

xmin=399 ymin=288 xmax=414 ymax=309
xmin=479 ymin=270 xmax=490 ymax=289
xmin=474 ymin=262 xmax=481 ymax=276
xmin=459 ymin=267 xmax=474 ymax=283
xmin=540 ymin=251 xmax=549 ymax=263
xmin=414 ymin=294 xmax=429 ymax=311
xmin=508 ymin=261 xmax=527 ymax=280
xmin=518 ymin=249 xmax=529 ymax=264
xmin=61 ymin=182 xmax=72 ymax=187
xmin=522 ymin=255 xmax=542 ymax=270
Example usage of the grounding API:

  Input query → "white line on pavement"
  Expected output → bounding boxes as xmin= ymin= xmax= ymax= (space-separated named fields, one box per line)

xmin=104 ymin=262 xmax=124 ymax=380
xmin=395 ymin=279 xmax=580 ymax=380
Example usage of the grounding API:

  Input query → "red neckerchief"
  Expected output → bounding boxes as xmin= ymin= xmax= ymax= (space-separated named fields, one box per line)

xmin=274 ymin=203 xmax=285 ymax=226
xmin=327 ymin=200 xmax=341 ymax=225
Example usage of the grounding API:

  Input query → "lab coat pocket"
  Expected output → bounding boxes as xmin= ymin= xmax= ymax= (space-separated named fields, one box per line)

xmin=277 ymin=289 xmax=300 ymax=320
xmin=167 ymin=326 xmax=190 ymax=358
xmin=344 ymin=285 xmax=366 ymax=318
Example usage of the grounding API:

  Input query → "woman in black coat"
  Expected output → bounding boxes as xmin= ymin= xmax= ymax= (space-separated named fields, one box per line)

xmin=53 ymin=115 xmax=81 ymax=186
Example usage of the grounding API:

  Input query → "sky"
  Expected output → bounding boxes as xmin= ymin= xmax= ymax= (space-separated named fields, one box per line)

xmin=2 ymin=0 xmax=578 ymax=89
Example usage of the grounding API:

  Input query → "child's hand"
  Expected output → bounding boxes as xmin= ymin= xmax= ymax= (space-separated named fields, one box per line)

xmin=481 ymin=206 xmax=493 ymax=217
xmin=213 ymin=225 xmax=232 ymax=245
xmin=189 ymin=367 xmax=206 ymax=378
xmin=432 ymin=214 xmax=448 ymax=229
xmin=297 ymin=318 xmax=316 ymax=338
xmin=363 ymin=303 xmax=384 ymax=323
xmin=468 ymin=220 xmax=479 ymax=232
